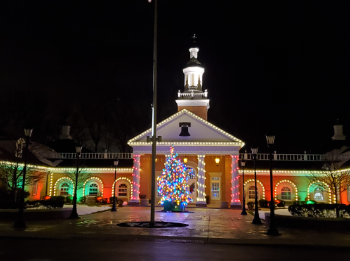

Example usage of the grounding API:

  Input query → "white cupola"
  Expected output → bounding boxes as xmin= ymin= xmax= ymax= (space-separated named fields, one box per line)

xmin=176 ymin=35 xmax=210 ymax=120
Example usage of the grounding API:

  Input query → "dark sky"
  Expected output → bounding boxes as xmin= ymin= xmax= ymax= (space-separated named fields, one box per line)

xmin=1 ymin=1 xmax=349 ymax=153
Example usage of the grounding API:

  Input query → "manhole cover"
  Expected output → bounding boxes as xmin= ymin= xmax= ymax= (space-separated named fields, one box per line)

xmin=117 ymin=222 xmax=188 ymax=228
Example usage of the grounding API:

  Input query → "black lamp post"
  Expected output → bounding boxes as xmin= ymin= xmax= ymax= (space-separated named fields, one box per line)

xmin=251 ymin=146 xmax=262 ymax=225
xmin=111 ymin=159 xmax=119 ymax=212
xmin=266 ymin=133 xmax=280 ymax=235
xmin=14 ymin=128 xmax=33 ymax=229
xmin=240 ymin=161 xmax=247 ymax=215
xmin=69 ymin=146 xmax=82 ymax=219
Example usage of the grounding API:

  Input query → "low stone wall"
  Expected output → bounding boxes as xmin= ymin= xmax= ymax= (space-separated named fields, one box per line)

xmin=265 ymin=212 xmax=350 ymax=229
xmin=0 ymin=208 xmax=71 ymax=220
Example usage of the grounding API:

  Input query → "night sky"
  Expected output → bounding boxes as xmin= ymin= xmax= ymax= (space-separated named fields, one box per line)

xmin=1 ymin=1 xmax=349 ymax=153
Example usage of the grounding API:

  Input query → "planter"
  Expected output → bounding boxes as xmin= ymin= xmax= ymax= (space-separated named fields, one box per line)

xmin=221 ymin=202 xmax=229 ymax=209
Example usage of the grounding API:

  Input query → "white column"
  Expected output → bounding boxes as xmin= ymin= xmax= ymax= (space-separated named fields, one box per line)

xmin=196 ymin=155 xmax=207 ymax=206
xmin=129 ymin=154 xmax=140 ymax=205
xmin=230 ymin=155 xmax=241 ymax=207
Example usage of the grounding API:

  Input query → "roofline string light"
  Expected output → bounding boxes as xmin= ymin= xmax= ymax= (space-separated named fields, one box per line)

xmin=127 ymin=109 xmax=244 ymax=146
xmin=244 ymin=179 xmax=265 ymax=200
xmin=274 ymin=180 xmax=298 ymax=201
xmin=82 ymin=177 xmax=104 ymax=197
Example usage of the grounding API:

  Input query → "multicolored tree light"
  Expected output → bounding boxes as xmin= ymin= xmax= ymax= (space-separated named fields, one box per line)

xmin=157 ymin=146 xmax=193 ymax=206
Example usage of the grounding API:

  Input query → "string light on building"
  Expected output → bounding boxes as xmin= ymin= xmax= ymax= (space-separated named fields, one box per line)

xmin=82 ymin=177 xmax=104 ymax=197
xmin=244 ymin=179 xmax=266 ymax=199
xmin=274 ymin=180 xmax=298 ymax=201
xmin=111 ymin=177 xmax=133 ymax=199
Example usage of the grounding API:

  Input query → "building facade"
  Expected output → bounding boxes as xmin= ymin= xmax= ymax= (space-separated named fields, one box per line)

xmin=1 ymin=41 xmax=350 ymax=207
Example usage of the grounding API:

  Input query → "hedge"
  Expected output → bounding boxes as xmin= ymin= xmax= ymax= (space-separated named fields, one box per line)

xmin=288 ymin=204 xmax=348 ymax=218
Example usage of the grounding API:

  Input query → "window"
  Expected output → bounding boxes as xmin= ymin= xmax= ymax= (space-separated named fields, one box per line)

xmin=89 ymin=183 xmax=99 ymax=196
xmin=32 ymin=181 xmax=38 ymax=196
xmin=211 ymin=178 xmax=220 ymax=200
xmin=60 ymin=183 xmax=70 ymax=196
xmin=248 ymin=186 xmax=258 ymax=199
xmin=281 ymin=186 xmax=291 ymax=200
xmin=314 ymin=186 xmax=324 ymax=201
xmin=118 ymin=184 xmax=127 ymax=197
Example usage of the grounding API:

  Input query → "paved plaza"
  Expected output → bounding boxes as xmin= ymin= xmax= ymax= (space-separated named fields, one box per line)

xmin=1 ymin=206 xmax=350 ymax=247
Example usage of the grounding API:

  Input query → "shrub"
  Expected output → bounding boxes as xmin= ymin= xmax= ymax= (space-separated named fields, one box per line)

xmin=288 ymin=204 xmax=347 ymax=218
xmin=79 ymin=196 xmax=86 ymax=203
xmin=259 ymin=199 xmax=269 ymax=208
xmin=64 ymin=196 xmax=73 ymax=204
xmin=109 ymin=197 xmax=123 ymax=206
xmin=276 ymin=200 xmax=285 ymax=208
xmin=247 ymin=202 xmax=255 ymax=210
xmin=26 ymin=196 xmax=65 ymax=209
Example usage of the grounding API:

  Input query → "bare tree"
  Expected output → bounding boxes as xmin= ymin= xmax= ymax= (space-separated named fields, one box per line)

xmin=0 ymin=163 xmax=47 ymax=201
xmin=309 ymin=150 xmax=350 ymax=217
xmin=64 ymin=167 xmax=91 ymax=190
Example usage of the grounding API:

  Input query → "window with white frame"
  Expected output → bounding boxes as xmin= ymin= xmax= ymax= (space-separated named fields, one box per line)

xmin=248 ymin=186 xmax=258 ymax=199
xmin=118 ymin=184 xmax=127 ymax=197
xmin=89 ymin=183 xmax=99 ymax=196
xmin=60 ymin=182 xmax=70 ymax=196
xmin=314 ymin=186 xmax=324 ymax=201
xmin=281 ymin=186 xmax=291 ymax=200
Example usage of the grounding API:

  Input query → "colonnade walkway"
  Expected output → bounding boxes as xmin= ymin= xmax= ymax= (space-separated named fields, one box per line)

xmin=1 ymin=206 xmax=350 ymax=247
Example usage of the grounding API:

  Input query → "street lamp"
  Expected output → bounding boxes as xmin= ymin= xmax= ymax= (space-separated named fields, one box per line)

xmin=266 ymin=133 xmax=280 ymax=235
xmin=240 ymin=161 xmax=247 ymax=215
xmin=111 ymin=159 xmax=119 ymax=212
xmin=251 ymin=146 xmax=262 ymax=225
xmin=14 ymin=128 xmax=33 ymax=229
xmin=69 ymin=145 xmax=82 ymax=219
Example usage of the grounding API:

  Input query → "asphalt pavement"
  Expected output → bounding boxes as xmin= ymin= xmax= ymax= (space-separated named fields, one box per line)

xmin=1 ymin=237 xmax=350 ymax=261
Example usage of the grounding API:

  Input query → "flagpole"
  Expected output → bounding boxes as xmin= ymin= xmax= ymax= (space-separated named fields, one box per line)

xmin=150 ymin=0 xmax=158 ymax=227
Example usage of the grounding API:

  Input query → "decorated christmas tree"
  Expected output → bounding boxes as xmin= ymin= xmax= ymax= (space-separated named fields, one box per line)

xmin=157 ymin=146 xmax=193 ymax=211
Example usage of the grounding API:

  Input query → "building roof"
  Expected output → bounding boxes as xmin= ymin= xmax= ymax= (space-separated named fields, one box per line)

xmin=185 ymin=57 xmax=202 ymax=67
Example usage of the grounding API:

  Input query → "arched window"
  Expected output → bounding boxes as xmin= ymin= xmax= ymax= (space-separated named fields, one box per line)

xmin=89 ymin=183 xmax=99 ymax=196
xmin=60 ymin=182 xmax=70 ymax=196
xmin=281 ymin=186 xmax=291 ymax=200
xmin=314 ymin=186 xmax=324 ymax=201
xmin=118 ymin=184 xmax=127 ymax=197
xmin=248 ymin=186 xmax=257 ymax=199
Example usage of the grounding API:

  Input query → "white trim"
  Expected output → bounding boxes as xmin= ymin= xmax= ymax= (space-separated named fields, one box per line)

xmin=127 ymin=109 xmax=244 ymax=146
xmin=175 ymin=99 xmax=210 ymax=109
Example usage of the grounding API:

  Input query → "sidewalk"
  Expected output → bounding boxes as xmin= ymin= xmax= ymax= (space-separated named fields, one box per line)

xmin=1 ymin=207 xmax=350 ymax=247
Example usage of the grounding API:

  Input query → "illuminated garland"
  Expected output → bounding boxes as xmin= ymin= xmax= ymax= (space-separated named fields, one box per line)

xmin=82 ymin=177 xmax=104 ymax=197
xmin=230 ymin=155 xmax=240 ymax=203
xmin=111 ymin=177 xmax=133 ymax=199
xmin=54 ymin=177 xmax=74 ymax=196
xmin=244 ymin=179 xmax=265 ymax=199
xmin=197 ymin=155 xmax=206 ymax=202
xmin=307 ymin=181 xmax=333 ymax=203
xmin=49 ymin=172 xmax=53 ymax=196
xmin=274 ymin=180 xmax=298 ymax=201
xmin=157 ymin=146 xmax=193 ymax=206
xmin=131 ymin=154 xmax=141 ymax=200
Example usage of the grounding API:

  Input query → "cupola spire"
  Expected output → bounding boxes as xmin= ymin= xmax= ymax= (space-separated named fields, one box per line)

xmin=176 ymin=35 xmax=210 ymax=120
